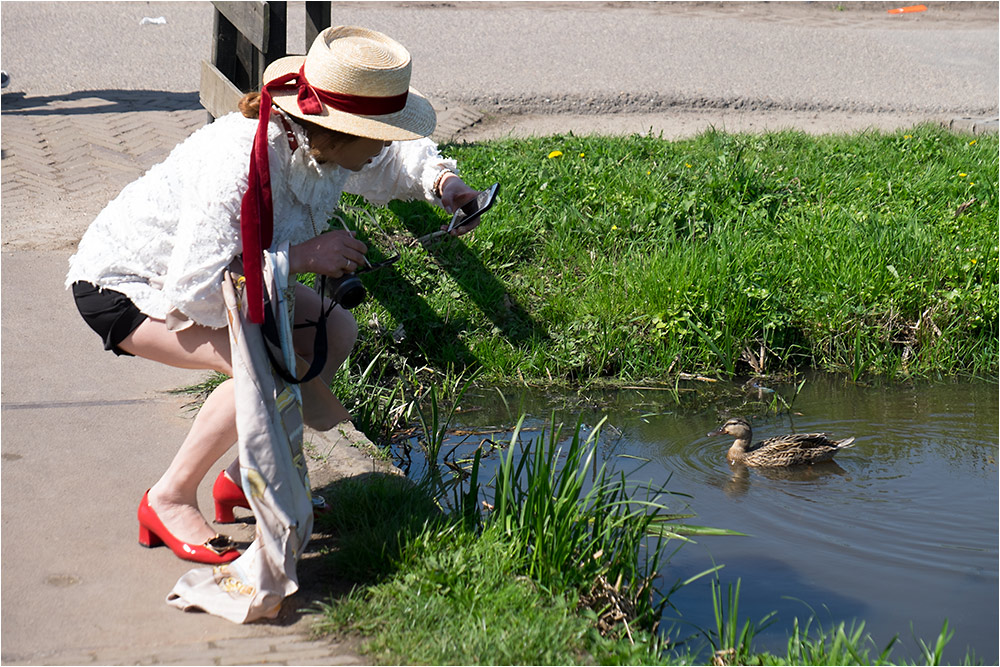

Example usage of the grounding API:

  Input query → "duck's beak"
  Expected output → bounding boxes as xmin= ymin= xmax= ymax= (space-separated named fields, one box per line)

xmin=707 ymin=427 xmax=726 ymax=437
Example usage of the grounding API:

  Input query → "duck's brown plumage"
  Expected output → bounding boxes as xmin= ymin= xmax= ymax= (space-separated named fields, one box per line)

xmin=708 ymin=417 xmax=855 ymax=467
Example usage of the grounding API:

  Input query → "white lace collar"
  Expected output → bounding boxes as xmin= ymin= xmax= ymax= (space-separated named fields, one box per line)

xmin=275 ymin=109 xmax=349 ymax=208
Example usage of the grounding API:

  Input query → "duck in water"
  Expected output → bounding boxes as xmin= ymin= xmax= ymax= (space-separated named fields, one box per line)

xmin=708 ymin=417 xmax=855 ymax=467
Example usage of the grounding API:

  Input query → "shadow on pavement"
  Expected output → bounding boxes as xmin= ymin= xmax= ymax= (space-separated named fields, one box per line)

xmin=1 ymin=89 xmax=202 ymax=115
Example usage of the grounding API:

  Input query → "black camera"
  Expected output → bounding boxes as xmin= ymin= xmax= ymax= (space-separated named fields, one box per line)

xmin=323 ymin=273 xmax=367 ymax=310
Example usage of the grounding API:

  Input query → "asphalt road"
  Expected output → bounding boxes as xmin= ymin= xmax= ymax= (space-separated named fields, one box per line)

xmin=2 ymin=1 xmax=997 ymax=116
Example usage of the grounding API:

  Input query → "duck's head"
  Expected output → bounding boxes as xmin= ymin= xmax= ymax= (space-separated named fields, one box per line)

xmin=708 ymin=417 xmax=752 ymax=440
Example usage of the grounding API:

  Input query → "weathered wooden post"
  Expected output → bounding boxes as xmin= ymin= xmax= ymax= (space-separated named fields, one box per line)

xmin=200 ymin=1 xmax=331 ymax=120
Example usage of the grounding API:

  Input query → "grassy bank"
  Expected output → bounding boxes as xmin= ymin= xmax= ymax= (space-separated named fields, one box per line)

xmin=340 ymin=125 xmax=996 ymax=384
xmin=312 ymin=417 xmax=672 ymax=663
xmin=310 ymin=417 xmax=974 ymax=665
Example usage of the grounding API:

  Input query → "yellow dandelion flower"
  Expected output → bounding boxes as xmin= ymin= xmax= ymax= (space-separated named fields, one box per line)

xmin=969 ymin=140 xmax=977 ymax=145
xmin=685 ymin=163 xmax=692 ymax=168
xmin=971 ymin=258 xmax=978 ymax=264
xmin=904 ymin=135 xmax=912 ymax=139
xmin=646 ymin=170 xmax=651 ymax=175
xmin=959 ymin=173 xmax=968 ymax=178
xmin=579 ymin=152 xmax=585 ymax=158
xmin=611 ymin=225 xmax=619 ymax=231
xmin=547 ymin=150 xmax=563 ymax=159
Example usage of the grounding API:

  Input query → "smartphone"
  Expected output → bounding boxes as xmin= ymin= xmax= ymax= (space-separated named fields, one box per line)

xmin=447 ymin=182 xmax=499 ymax=233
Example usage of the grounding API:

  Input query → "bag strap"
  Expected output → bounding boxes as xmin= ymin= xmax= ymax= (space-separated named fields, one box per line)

xmin=259 ymin=276 xmax=333 ymax=385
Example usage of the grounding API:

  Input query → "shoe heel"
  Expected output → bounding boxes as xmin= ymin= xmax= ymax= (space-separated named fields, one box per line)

xmin=212 ymin=470 xmax=249 ymax=523
xmin=139 ymin=524 xmax=163 ymax=548
xmin=214 ymin=501 xmax=236 ymax=524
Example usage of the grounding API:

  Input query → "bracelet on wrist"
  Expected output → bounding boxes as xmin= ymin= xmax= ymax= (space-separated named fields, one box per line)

xmin=433 ymin=169 xmax=455 ymax=198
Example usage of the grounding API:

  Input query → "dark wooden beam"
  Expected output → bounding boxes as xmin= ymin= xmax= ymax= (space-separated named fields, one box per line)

xmin=305 ymin=2 xmax=331 ymax=47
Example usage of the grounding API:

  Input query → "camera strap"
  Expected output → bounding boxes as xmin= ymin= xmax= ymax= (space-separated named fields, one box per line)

xmin=259 ymin=275 xmax=333 ymax=385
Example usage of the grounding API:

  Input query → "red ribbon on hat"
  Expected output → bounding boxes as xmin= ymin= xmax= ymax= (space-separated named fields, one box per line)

xmin=239 ymin=66 xmax=408 ymax=323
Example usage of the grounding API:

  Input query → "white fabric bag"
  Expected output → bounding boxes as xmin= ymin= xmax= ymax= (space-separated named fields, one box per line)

xmin=167 ymin=245 xmax=314 ymax=622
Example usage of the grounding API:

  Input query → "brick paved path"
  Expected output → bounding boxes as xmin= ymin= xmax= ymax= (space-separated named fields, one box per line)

xmin=0 ymin=89 xmax=481 ymax=251
xmin=1 ymin=91 xmax=207 ymax=250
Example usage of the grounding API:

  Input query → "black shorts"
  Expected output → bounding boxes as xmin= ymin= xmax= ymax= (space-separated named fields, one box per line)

xmin=71 ymin=282 xmax=148 ymax=356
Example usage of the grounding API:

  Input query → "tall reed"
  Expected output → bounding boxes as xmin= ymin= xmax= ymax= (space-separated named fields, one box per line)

xmin=484 ymin=415 xmax=735 ymax=632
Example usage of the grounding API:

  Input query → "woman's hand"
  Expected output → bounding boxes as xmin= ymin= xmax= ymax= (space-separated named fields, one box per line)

xmin=438 ymin=174 xmax=482 ymax=236
xmin=289 ymin=230 xmax=368 ymax=277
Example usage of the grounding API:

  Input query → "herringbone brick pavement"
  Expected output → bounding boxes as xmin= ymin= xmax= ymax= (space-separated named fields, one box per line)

xmin=1 ymin=91 xmax=208 ymax=250
xmin=1 ymin=90 xmax=482 ymax=251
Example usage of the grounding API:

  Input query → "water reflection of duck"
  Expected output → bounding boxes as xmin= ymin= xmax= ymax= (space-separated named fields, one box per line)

xmin=722 ymin=460 xmax=850 ymax=497
xmin=708 ymin=417 xmax=855 ymax=467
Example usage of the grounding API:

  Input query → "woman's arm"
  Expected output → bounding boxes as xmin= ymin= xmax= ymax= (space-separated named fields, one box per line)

xmin=342 ymin=138 xmax=479 ymax=231
xmin=288 ymin=229 xmax=368 ymax=277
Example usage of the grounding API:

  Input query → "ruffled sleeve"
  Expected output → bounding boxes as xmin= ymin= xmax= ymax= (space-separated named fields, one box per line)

xmin=342 ymin=137 xmax=457 ymax=206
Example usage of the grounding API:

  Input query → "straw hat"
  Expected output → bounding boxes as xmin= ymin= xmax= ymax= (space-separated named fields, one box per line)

xmin=262 ymin=26 xmax=436 ymax=141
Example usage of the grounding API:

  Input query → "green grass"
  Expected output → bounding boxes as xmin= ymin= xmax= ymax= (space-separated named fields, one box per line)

xmin=300 ymin=127 xmax=992 ymax=663
xmin=313 ymin=416 xmax=717 ymax=664
xmin=333 ymin=126 xmax=996 ymax=384
xmin=311 ymin=472 xmax=442 ymax=583
xmin=315 ymin=526 xmax=608 ymax=665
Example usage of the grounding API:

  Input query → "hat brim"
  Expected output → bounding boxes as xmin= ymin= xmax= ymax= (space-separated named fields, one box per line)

xmin=263 ymin=56 xmax=436 ymax=142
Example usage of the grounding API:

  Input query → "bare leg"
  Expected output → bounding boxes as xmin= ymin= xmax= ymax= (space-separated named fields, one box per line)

xmin=292 ymin=283 xmax=358 ymax=384
xmin=150 ymin=378 xmax=237 ymax=543
xmin=119 ymin=320 xmax=235 ymax=544
xmin=122 ymin=284 xmax=358 ymax=544
xmin=291 ymin=284 xmax=358 ymax=430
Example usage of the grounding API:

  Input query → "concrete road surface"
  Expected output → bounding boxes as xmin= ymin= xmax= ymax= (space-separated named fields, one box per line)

xmin=2 ymin=1 xmax=996 ymax=124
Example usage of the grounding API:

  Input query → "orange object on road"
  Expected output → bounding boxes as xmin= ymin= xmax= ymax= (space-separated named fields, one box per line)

xmin=887 ymin=5 xmax=927 ymax=13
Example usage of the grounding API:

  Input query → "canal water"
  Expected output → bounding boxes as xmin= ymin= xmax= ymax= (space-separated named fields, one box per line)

xmin=395 ymin=374 xmax=998 ymax=663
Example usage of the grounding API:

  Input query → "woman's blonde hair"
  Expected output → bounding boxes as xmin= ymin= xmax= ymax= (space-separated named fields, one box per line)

xmin=238 ymin=92 xmax=356 ymax=164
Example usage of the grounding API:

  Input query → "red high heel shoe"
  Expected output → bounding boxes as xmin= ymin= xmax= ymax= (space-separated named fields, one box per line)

xmin=213 ymin=470 xmax=331 ymax=523
xmin=137 ymin=490 xmax=239 ymax=564
xmin=213 ymin=470 xmax=251 ymax=524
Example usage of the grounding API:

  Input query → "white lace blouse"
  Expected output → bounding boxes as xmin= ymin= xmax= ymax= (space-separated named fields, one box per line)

xmin=65 ymin=111 xmax=457 ymax=329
